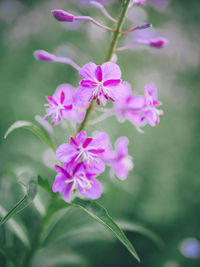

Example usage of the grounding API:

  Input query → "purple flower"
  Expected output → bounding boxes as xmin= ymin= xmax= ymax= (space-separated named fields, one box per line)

xmin=77 ymin=62 xmax=123 ymax=105
xmin=57 ymin=84 xmax=89 ymax=124
xmin=114 ymin=82 xmax=163 ymax=130
xmin=143 ymin=83 xmax=163 ymax=126
xmin=56 ymin=131 xmax=109 ymax=173
xmin=107 ymin=137 xmax=133 ymax=180
xmin=44 ymin=85 xmax=73 ymax=126
xmin=53 ymin=162 xmax=102 ymax=202
xmin=179 ymin=238 xmax=200 ymax=259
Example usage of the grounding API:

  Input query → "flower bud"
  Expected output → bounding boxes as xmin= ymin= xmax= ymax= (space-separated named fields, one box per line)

xmin=149 ymin=37 xmax=168 ymax=48
xmin=129 ymin=0 xmax=147 ymax=7
xmin=51 ymin=9 xmax=75 ymax=22
xmin=34 ymin=50 xmax=55 ymax=61
xmin=135 ymin=0 xmax=147 ymax=5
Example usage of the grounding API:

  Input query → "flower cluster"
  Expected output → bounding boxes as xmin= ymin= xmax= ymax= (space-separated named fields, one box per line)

xmin=53 ymin=131 xmax=133 ymax=202
xmin=35 ymin=1 xmax=165 ymax=203
xmin=114 ymin=82 xmax=163 ymax=132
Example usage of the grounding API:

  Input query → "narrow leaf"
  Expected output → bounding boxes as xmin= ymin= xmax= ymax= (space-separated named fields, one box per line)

xmin=0 ymin=177 xmax=37 ymax=226
xmin=38 ymin=176 xmax=54 ymax=196
xmin=0 ymin=205 xmax=30 ymax=248
xmin=0 ymin=247 xmax=20 ymax=267
xmin=117 ymin=220 xmax=164 ymax=248
xmin=71 ymin=198 xmax=140 ymax=262
xmin=35 ymin=178 xmax=140 ymax=261
xmin=4 ymin=120 xmax=55 ymax=151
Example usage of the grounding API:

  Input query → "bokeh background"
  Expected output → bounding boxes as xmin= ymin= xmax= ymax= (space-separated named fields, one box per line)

xmin=0 ymin=0 xmax=200 ymax=266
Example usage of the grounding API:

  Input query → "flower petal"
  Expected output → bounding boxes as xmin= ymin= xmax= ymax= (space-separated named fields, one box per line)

xmin=127 ymin=111 xmax=147 ymax=127
xmin=92 ymin=131 xmax=110 ymax=149
xmin=76 ymin=131 xmax=87 ymax=145
xmin=104 ymin=83 xmax=124 ymax=101
xmin=103 ymin=79 xmax=121 ymax=87
xmin=80 ymin=80 xmax=97 ymax=88
xmin=56 ymin=143 xmax=78 ymax=163
xmin=79 ymin=62 xmax=97 ymax=80
xmin=101 ymin=62 xmax=121 ymax=81
xmin=144 ymin=83 xmax=157 ymax=106
xmin=79 ymin=177 xmax=102 ymax=200
xmin=83 ymin=137 xmax=93 ymax=148
xmin=145 ymin=109 xmax=159 ymax=126
xmin=52 ymin=173 xmax=67 ymax=194
xmin=95 ymin=66 xmax=103 ymax=82
xmin=75 ymin=86 xmax=94 ymax=103
xmin=46 ymin=96 xmax=58 ymax=106
xmin=129 ymin=95 xmax=145 ymax=109
xmin=112 ymin=161 xmax=129 ymax=180
xmin=63 ymin=182 xmax=73 ymax=203
xmin=115 ymin=137 xmax=129 ymax=157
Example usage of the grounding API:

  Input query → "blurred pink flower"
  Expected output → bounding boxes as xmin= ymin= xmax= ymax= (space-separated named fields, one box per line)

xmin=114 ymin=82 xmax=163 ymax=130
xmin=107 ymin=137 xmax=133 ymax=180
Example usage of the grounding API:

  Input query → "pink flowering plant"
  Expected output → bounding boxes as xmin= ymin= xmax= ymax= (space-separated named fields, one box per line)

xmin=2 ymin=0 xmax=166 ymax=265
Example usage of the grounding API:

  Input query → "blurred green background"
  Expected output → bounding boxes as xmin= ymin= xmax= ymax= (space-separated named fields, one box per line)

xmin=0 ymin=0 xmax=200 ymax=266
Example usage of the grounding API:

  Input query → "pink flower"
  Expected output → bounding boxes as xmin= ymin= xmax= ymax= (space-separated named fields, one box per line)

xmin=53 ymin=162 xmax=102 ymax=202
xmin=77 ymin=62 xmax=123 ymax=105
xmin=142 ymin=83 xmax=163 ymax=126
xmin=114 ymin=82 xmax=163 ymax=130
xmin=114 ymin=82 xmax=145 ymax=126
xmin=56 ymin=84 xmax=89 ymax=124
xmin=44 ymin=85 xmax=73 ymax=126
xmin=56 ymin=131 xmax=109 ymax=173
xmin=107 ymin=137 xmax=133 ymax=180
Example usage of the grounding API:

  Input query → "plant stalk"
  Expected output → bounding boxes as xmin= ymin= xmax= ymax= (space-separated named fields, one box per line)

xmin=23 ymin=2 xmax=131 ymax=265
xmin=77 ymin=0 xmax=131 ymax=133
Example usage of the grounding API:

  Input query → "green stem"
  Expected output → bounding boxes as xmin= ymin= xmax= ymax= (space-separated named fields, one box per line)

xmin=105 ymin=0 xmax=131 ymax=61
xmin=77 ymin=101 xmax=93 ymax=133
xmin=77 ymin=0 xmax=131 ymax=134
xmin=22 ymin=222 xmax=43 ymax=267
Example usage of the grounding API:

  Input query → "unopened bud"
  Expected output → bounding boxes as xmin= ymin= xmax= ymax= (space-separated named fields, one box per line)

xmin=149 ymin=37 xmax=168 ymax=48
xmin=51 ymin=9 xmax=75 ymax=22
xmin=34 ymin=50 xmax=55 ymax=61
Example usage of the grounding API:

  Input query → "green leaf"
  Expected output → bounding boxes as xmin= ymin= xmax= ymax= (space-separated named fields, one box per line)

xmin=0 ymin=205 xmax=30 ymax=248
xmin=0 ymin=177 xmax=37 ymax=226
xmin=38 ymin=176 xmax=54 ymax=196
xmin=117 ymin=220 xmax=164 ymax=249
xmin=70 ymin=198 xmax=140 ymax=262
xmin=38 ymin=198 xmax=140 ymax=261
xmin=33 ymin=247 xmax=87 ymax=267
xmin=4 ymin=120 xmax=55 ymax=151
xmin=0 ymin=247 xmax=20 ymax=267
xmin=35 ymin=178 xmax=140 ymax=261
